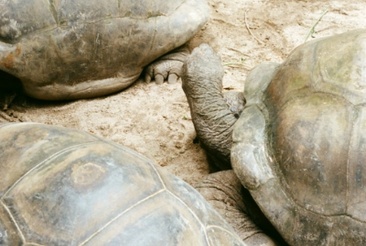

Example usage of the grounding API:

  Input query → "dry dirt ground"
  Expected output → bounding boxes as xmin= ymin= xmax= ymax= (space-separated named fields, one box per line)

xmin=1 ymin=0 xmax=366 ymax=188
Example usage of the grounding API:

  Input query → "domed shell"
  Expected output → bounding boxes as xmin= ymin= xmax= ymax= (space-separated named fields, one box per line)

xmin=0 ymin=0 xmax=209 ymax=100
xmin=0 ymin=122 xmax=243 ymax=245
xmin=232 ymin=29 xmax=366 ymax=245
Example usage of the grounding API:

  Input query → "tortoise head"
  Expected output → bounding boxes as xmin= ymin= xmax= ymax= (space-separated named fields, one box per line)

xmin=182 ymin=44 xmax=244 ymax=170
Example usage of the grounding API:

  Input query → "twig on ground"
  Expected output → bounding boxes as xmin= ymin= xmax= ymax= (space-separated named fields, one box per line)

xmin=244 ymin=11 xmax=264 ymax=45
xmin=304 ymin=10 xmax=329 ymax=42
xmin=223 ymin=58 xmax=250 ymax=69
xmin=0 ymin=111 xmax=18 ymax=122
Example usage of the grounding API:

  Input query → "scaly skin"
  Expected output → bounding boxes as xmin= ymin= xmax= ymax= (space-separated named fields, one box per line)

xmin=196 ymin=170 xmax=278 ymax=246
xmin=183 ymin=43 xmax=284 ymax=245
xmin=182 ymin=43 xmax=240 ymax=170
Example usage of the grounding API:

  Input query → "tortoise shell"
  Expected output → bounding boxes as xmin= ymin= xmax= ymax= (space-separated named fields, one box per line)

xmin=0 ymin=122 xmax=243 ymax=245
xmin=232 ymin=29 xmax=366 ymax=245
xmin=0 ymin=0 xmax=208 ymax=100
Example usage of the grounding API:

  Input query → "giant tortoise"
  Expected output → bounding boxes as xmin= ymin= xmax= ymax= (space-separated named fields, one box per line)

xmin=182 ymin=29 xmax=366 ymax=245
xmin=0 ymin=0 xmax=209 ymax=100
xmin=0 ymin=122 xmax=244 ymax=245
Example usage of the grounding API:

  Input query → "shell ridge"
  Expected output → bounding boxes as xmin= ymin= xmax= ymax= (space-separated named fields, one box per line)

xmin=205 ymin=224 xmax=243 ymax=244
xmin=1 ymin=141 xmax=99 ymax=198
xmin=317 ymin=67 xmax=363 ymax=105
xmin=101 ymin=138 xmax=168 ymax=190
xmin=0 ymin=122 xmax=18 ymax=129
xmin=141 ymin=153 xmax=167 ymax=190
xmin=47 ymin=0 xmax=59 ymax=26
xmin=9 ymin=14 xmax=170 ymax=45
xmin=345 ymin=107 xmax=358 ymax=216
xmin=0 ymin=122 xmax=39 ymax=130
xmin=1 ymin=200 xmax=26 ymax=244
xmin=148 ymin=17 xmax=158 ymax=55
xmin=345 ymin=105 xmax=366 ymax=220
xmin=78 ymin=188 xmax=166 ymax=246
xmin=165 ymin=189 xmax=210 ymax=245
xmin=74 ymin=138 xmax=172 ymax=244
xmin=270 ymin=92 xmax=354 ymax=216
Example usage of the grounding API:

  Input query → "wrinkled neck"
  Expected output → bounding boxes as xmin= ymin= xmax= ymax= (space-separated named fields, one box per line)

xmin=183 ymin=72 xmax=237 ymax=169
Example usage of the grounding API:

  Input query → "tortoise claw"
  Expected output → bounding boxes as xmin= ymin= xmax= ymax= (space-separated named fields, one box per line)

xmin=168 ymin=73 xmax=179 ymax=84
xmin=144 ymin=46 xmax=188 ymax=84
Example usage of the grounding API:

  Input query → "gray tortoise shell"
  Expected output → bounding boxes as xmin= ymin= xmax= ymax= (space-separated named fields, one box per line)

xmin=0 ymin=122 xmax=243 ymax=245
xmin=0 ymin=0 xmax=209 ymax=100
xmin=232 ymin=29 xmax=366 ymax=245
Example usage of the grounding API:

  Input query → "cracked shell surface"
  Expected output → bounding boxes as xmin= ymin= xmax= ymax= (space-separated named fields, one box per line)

xmin=232 ymin=29 xmax=366 ymax=245
xmin=0 ymin=0 xmax=209 ymax=100
xmin=0 ymin=122 xmax=243 ymax=245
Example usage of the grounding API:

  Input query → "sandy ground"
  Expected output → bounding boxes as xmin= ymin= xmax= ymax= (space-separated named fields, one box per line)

xmin=1 ymin=0 xmax=366 ymax=188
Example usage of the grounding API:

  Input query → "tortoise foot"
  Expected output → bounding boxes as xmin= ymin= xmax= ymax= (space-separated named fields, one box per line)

xmin=144 ymin=46 xmax=189 ymax=84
